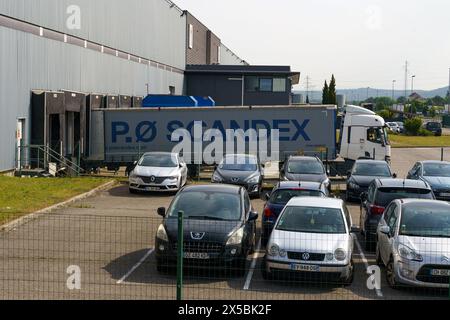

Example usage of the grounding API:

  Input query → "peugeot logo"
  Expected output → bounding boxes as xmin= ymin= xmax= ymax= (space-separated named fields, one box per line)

xmin=442 ymin=256 xmax=450 ymax=263
xmin=231 ymin=178 xmax=240 ymax=183
xmin=302 ymin=253 xmax=310 ymax=261
xmin=191 ymin=232 xmax=205 ymax=240
xmin=150 ymin=176 xmax=156 ymax=182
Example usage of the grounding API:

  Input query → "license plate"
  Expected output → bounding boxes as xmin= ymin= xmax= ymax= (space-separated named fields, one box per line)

xmin=184 ymin=252 xmax=210 ymax=260
xmin=440 ymin=193 xmax=450 ymax=197
xmin=431 ymin=269 xmax=450 ymax=276
xmin=146 ymin=187 xmax=160 ymax=191
xmin=290 ymin=264 xmax=320 ymax=272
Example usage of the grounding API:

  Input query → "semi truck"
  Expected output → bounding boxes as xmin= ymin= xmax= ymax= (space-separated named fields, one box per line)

xmin=83 ymin=104 xmax=390 ymax=176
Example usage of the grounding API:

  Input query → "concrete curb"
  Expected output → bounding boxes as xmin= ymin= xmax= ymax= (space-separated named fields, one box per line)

xmin=0 ymin=180 xmax=117 ymax=233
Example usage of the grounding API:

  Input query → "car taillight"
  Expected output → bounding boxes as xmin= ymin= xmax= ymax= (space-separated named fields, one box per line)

xmin=264 ymin=207 xmax=274 ymax=218
xmin=370 ymin=205 xmax=385 ymax=215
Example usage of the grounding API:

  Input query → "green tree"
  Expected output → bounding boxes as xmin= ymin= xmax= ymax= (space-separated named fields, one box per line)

xmin=322 ymin=81 xmax=329 ymax=104
xmin=431 ymin=95 xmax=446 ymax=106
xmin=397 ymin=96 xmax=406 ymax=104
xmin=328 ymin=75 xmax=337 ymax=105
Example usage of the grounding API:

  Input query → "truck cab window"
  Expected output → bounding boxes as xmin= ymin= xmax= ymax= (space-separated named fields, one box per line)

xmin=367 ymin=127 xmax=386 ymax=145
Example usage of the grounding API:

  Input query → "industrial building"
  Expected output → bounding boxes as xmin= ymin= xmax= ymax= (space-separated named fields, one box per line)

xmin=0 ymin=0 xmax=247 ymax=172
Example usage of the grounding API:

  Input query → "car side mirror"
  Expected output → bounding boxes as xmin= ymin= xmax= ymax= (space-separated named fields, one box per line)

xmin=350 ymin=226 xmax=359 ymax=233
xmin=265 ymin=193 xmax=271 ymax=201
xmin=393 ymin=173 xmax=397 ymax=179
xmin=361 ymin=192 xmax=368 ymax=202
xmin=249 ymin=211 xmax=259 ymax=221
xmin=133 ymin=161 xmax=137 ymax=166
xmin=157 ymin=207 xmax=166 ymax=217
xmin=380 ymin=226 xmax=390 ymax=235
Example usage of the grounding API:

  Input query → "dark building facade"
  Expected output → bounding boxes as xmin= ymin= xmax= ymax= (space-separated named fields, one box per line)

xmin=186 ymin=12 xmax=221 ymax=65
xmin=185 ymin=65 xmax=300 ymax=106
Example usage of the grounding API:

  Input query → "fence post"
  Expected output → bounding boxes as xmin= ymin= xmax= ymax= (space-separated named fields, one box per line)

xmin=441 ymin=148 xmax=444 ymax=162
xmin=176 ymin=210 xmax=184 ymax=301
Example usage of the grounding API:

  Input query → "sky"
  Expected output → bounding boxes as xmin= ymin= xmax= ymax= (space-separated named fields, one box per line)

xmin=174 ymin=0 xmax=450 ymax=91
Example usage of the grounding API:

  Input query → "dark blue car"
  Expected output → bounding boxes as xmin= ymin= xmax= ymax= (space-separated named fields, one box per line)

xmin=261 ymin=181 xmax=329 ymax=246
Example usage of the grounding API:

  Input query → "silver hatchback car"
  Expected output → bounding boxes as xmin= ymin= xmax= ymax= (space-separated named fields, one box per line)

xmin=376 ymin=199 xmax=450 ymax=288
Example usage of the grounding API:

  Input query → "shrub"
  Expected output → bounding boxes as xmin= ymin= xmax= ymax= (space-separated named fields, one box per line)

xmin=404 ymin=117 xmax=423 ymax=136
xmin=418 ymin=128 xmax=434 ymax=136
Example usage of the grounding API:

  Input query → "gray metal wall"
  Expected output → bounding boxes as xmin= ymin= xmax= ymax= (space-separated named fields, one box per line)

xmin=0 ymin=0 xmax=187 ymax=171
xmin=0 ymin=0 xmax=186 ymax=70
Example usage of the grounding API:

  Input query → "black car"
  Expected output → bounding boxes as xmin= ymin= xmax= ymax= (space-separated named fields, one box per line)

xmin=360 ymin=179 xmax=435 ymax=251
xmin=261 ymin=181 xmax=329 ymax=246
xmin=346 ymin=160 xmax=396 ymax=202
xmin=155 ymin=184 xmax=258 ymax=276
xmin=407 ymin=161 xmax=450 ymax=201
xmin=280 ymin=156 xmax=331 ymax=190
xmin=211 ymin=154 xmax=264 ymax=197
xmin=425 ymin=122 xmax=442 ymax=136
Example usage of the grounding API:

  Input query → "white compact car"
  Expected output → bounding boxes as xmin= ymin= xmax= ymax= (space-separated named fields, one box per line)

xmin=376 ymin=199 xmax=450 ymax=289
xmin=262 ymin=197 xmax=356 ymax=285
xmin=129 ymin=152 xmax=188 ymax=193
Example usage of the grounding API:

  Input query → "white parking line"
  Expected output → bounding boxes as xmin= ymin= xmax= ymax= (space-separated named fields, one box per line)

xmin=116 ymin=248 xmax=154 ymax=284
xmin=354 ymin=238 xmax=383 ymax=298
xmin=243 ymin=239 xmax=262 ymax=290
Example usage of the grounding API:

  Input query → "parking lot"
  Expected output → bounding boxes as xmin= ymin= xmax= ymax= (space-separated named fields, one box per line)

xmin=0 ymin=148 xmax=449 ymax=300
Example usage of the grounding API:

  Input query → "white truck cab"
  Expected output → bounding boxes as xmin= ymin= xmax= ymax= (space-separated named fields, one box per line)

xmin=339 ymin=105 xmax=391 ymax=164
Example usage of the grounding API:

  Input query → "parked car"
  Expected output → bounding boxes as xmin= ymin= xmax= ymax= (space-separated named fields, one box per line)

xmin=262 ymin=197 xmax=355 ymax=285
xmin=155 ymin=184 xmax=258 ymax=276
xmin=425 ymin=122 xmax=442 ymax=136
xmin=386 ymin=122 xmax=401 ymax=133
xmin=346 ymin=160 xmax=396 ymax=202
xmin=262 ymin=181 xmax=330 ymax=246
xmin=128 ymin=152 xmax=188 ymax=193
xmin=211 ymin=154 xmax=264 ymax=197
xmin=360 ymin=179 xmax=435 ymax=251
xmin=376 ymin=199 xmax=450 ymax=289
xmin=395 ymin=122 xmax=405 ymax=133
xmin=280 ymin=156 xmax=330 ymax=190
xmin=407 ymin=161 xmax=450 ymax=201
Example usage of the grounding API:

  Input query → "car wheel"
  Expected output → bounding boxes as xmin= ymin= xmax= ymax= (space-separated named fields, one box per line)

xmin=248 ymin=234 xmax=256 ymax=255
xmin=386 ymin=258 xmax=399 ymax=289
xmin=129 ymin=188 xmax=138 ymax=194
xmin=231 ymin=257 xmax=247 ymax=277
xmin=261 ymin=232 xmax=269 ymax=248
xmin=261 ymin=257 xmax=273 ymax=281
xmin=156 ymin=258 xmax=170 ymax=274
xmin=341 ymin=260 xmax=354 ymax=286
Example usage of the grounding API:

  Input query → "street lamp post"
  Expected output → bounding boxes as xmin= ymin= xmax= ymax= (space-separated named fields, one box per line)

xmin=392 ymin=80 xmax=396 ymax=102
xmin=410 ymin=75 xmax=416 ymax=114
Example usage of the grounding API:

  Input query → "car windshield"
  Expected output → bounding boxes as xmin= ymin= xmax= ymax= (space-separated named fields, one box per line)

xmin=220 ymin=156 xmax=258 ymax=172
xmin=399 ymin=204 xmax=450 ymax=238
xmin=269 ymin=189 xmax=324 ymax=205
xmin=423 ymin=163 xmax=450 ymax=177
xmin=427 ymin=122 xmax=441 ymax=129
xmin=353 ymin=163 xmax=391 ymax=177
xmin=375 ymin=188 xmax=434 ymax=207
xmin=168 ymin=191 xmax=241 ymax=221
xmin=276 ymin=206 xmax=346 ymax=234
xmin=139 ymin=154 xmax=178 ymax=168
xmin=288 ymin=160 xmax=324 ymax=175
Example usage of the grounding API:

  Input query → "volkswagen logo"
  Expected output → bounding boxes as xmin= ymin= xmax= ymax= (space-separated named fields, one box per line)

xmin=442 ymin=256 xmax=449 ymax=263
xmin=302 ymin=253 xmax=310 ymax=261
xmin=191 ymin=232 xmax=205 ymax=240
xmin=150 ymin=176 xmax=156 ymax=182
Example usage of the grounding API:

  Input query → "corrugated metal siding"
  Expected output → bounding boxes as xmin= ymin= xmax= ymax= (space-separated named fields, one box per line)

xmin=0 ymin=0 xmax=186 ymax=69
xmin=220 ymin=44 xmax=247 ymax=66
xmin=0 ymin=26 xmax=184 ymax=171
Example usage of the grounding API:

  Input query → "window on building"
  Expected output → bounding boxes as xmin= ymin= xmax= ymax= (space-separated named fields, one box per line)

xmin=188 ymin=24 xmax=194 ymax=49
xmin=245 ymin=76 xmax=259 ymax=92
xmin=259 ymin=78 xmax=273 ymax=92
xmin=273 ymin=78 xmax=287 ymax=92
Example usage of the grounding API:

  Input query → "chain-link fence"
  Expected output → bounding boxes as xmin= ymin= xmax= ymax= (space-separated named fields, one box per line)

xmin=0 ymin=211 xmax=449 ymax=300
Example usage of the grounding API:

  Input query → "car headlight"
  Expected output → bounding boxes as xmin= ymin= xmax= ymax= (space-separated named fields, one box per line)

xmin=212 ymin=172 xmax=223 ymax=183
xmin=167 ymin=176 xmax=179 ymax=181
xmin=397 ymin=244 xmax=423 ymax=262
xmin=334 ymin=248 xmax=347 ymax=261
xmin=268 ymin=244 xmax=280 ymax=257
xmin=156 ymin=224 xmax=169 ymax=242
xmin=246 ymin=176 xmax=260 ymax=184
xmin=226 ymin=227 xmax=244 ymax=246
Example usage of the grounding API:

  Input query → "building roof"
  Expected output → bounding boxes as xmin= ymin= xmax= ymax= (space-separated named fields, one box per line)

xmin=185 ymin=65 xmax=301 ymax=84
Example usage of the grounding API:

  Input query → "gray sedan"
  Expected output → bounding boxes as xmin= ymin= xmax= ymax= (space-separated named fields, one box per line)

xmin=376 ymin=199 xmax=450 ymax=289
